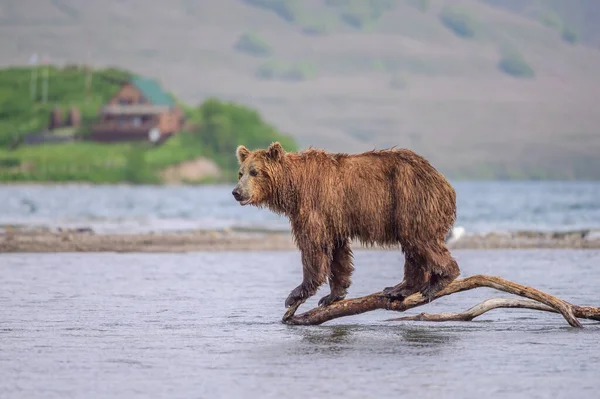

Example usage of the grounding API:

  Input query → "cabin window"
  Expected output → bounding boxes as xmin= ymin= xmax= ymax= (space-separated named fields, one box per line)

xmin=118 ymin=97 xmax=135 ymax=105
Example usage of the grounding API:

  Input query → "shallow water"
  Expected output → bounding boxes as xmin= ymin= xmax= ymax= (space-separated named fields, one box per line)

xmin=1 ymin=249 xmax=599 ymax=398
xmin=1 ymin=181 xmax=600 ymax=234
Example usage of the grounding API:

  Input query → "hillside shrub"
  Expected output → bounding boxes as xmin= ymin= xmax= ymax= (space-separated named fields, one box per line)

xmin=242 ymin=0 xmax=302 ymax=23
xmin=539 ymin=10 xmax=562 ymax=30
xmin=326 ymin=0 xmax=396 ymax=30
xmin=185 ymin=98 xmax=297 ymax=175
xmin=407 ymin=0 xmax=430 ymax=12
xmin=234 ymin=33 xmax=271 ymax=57
xmin=561 ymin=27 xmax=578 ymax=44
xmin=497 ymin=49 xmax=535 ymax=79
xmin=256 ymin=61 xmax=316 ymax=81
xmin=440 ymin=6 xmax=478 ymax=38
xmin=301 ymin=21 xmax=330 ymax=36
xmin=340 ymin=11 xmax=370 ymax=29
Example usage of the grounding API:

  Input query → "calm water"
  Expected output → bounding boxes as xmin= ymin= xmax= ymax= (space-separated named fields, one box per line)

xmin=1 ymin=249 xmax=599 ymax=398
xmin=1 ymin=181 xmax=600 ymax=234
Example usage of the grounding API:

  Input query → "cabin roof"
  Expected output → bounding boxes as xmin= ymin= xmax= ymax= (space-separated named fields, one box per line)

xmin=130 ymin=76 xmax=175 ymax=106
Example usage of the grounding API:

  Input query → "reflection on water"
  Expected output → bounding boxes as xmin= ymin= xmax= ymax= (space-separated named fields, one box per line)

xmin=289 ymin=324 xmax=457 ymax=356
xmin=1 ymin=249 xmax=599 ymax=398
xmin=397 ymin=326 xmax=456 ymax=348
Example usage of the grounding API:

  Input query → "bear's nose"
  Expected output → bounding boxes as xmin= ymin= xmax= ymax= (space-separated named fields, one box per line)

xmin=232 ymin=188 xmax=242 ymax=201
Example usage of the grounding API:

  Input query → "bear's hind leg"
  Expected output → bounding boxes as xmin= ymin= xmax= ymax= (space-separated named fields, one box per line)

xmin=420 ymin=243 xmax=460 ymax=301
xmin=382 ymin=253 xmax=429 ymax=300
xmin=318 ymin=239 xmax=354 ymax=307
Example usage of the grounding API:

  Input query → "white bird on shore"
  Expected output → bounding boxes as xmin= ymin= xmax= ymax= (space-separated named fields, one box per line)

xmin=445 ymin=226 xmax=466 ymax=244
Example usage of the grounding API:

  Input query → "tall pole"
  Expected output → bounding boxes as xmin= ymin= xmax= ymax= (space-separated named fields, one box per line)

xmin=85 ymin=64 xmax=92 ymax=102
xmin=85 ymin=31 xmax=93 ymax=103
xmin=42 ymin=59 xmax=49 ymax=104
xmin=29 ymin=53 xmax=38 ymax=101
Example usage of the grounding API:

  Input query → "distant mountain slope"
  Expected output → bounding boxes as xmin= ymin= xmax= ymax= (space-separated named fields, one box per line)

xmin=1 ymin=0 xmax=599 ymax=179
xmin=482 ymin=0 xmax=600 ymax=46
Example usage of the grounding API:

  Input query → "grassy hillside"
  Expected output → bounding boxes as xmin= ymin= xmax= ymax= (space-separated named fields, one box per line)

xmin=0 ymin=66 xmax=297 ymax=184
xmin=0 ymin=0 xmax=599 ymax=179
xmin=0 ymin=66 xmax=131 ymax=146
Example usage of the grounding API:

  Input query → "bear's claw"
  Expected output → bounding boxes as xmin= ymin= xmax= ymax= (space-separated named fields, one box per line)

xmin=419 ymin=284 xmax=438 ymax=303
xmin=285 ymin=285 xmax=308 ymax=308
xmin=285 ymin=294 xmax=301 ymax=308
xmin=381 ymin=282 xmax=419 ymax=302
xmin=318 ymin=293 xmax=345 ymax=307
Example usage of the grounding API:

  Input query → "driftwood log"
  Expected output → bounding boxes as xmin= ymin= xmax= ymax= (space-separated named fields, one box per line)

xmin=282 ymin=275 xmax=600 ymax=328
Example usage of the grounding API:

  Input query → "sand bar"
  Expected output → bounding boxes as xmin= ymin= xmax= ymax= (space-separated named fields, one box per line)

xmin=1 ymin=226 xmax=599 ymax=253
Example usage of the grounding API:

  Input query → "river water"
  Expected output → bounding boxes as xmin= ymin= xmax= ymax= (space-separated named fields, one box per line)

xmin=1 ymin=249 xmax=599 ymax=398
xmin=1 ymin=181 xmax=600 ymax=234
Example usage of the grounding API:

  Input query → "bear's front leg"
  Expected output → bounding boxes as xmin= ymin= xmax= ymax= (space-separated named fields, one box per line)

xmin=285 ymin=241 xmax=331 ymax=308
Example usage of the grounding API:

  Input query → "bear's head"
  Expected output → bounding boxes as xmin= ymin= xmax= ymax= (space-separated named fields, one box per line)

xmin=232 ymin=142 xmax=285 ymax=207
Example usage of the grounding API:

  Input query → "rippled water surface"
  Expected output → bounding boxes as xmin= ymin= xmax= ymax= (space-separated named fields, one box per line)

xmin=2 ymin=249 xmax=599 ymax=398
xmin=1 ymin=181 xmax=600 ymax=233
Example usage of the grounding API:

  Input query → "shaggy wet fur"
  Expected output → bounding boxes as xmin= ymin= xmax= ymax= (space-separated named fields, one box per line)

xmin=232 ymin=142 xmax=460 ymax=308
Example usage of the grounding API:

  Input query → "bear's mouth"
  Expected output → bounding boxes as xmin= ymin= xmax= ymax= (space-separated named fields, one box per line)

xmin=239 ymin=198 xmax=252 ymax=206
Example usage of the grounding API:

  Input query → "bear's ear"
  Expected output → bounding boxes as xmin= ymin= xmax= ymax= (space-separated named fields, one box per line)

xmin=266 ymin=142 xmax=284 ymax=161
xmin=236 ymin=145 xmax=250 ymax=164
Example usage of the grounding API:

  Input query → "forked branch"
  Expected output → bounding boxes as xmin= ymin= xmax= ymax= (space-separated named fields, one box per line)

xmin=387 ymin=298 xmax=561 ymax=322
xmin=282 ymin=275 xmax=600 ymax=327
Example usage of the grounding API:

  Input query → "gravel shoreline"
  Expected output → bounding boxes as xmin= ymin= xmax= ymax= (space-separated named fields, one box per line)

xmin=1 ymin=228 xmax=599 ymax=253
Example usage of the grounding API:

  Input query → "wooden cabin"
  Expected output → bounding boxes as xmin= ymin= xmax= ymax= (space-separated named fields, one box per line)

xmin=90 ymin=76 xmax=184 ymax=143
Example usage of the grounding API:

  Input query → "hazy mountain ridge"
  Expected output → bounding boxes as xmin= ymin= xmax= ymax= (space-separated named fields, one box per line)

xmin=482 ymin=0 xmax=600 ymax=46
xmin=1 ymin=0 xmax=599 ymax=178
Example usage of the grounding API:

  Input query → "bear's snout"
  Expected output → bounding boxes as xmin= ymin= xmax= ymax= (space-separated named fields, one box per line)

xmin=232 ymin=187 xmax=251 ymax=206
xmin=232 ymin=188 xmax=243 ymax=201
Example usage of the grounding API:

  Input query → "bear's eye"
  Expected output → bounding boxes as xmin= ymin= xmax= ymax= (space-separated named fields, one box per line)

xmin=238 ymin=172 xmax=243 ymax=180
xmin=249 ymin=169 xmax=258 ymax=177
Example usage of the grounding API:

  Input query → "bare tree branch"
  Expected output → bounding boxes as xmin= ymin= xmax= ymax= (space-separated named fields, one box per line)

xmin=282 ymin=275 xmax=600 ymax=327
xmin=386 ymin=298 xmax=557 ymax=322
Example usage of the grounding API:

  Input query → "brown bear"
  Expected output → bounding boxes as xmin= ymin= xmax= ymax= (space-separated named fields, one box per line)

xmin=232 ymin=142 xmax=460 ymax=309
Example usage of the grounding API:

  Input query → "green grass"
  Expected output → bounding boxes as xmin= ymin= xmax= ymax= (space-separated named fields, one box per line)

xmin=0 ymin=137 xmax=210 ymax=184
xmin=0 ymin=142 xmax=131 ymax=183
xmin=0 ymin=136 xmax=216 ymax=184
